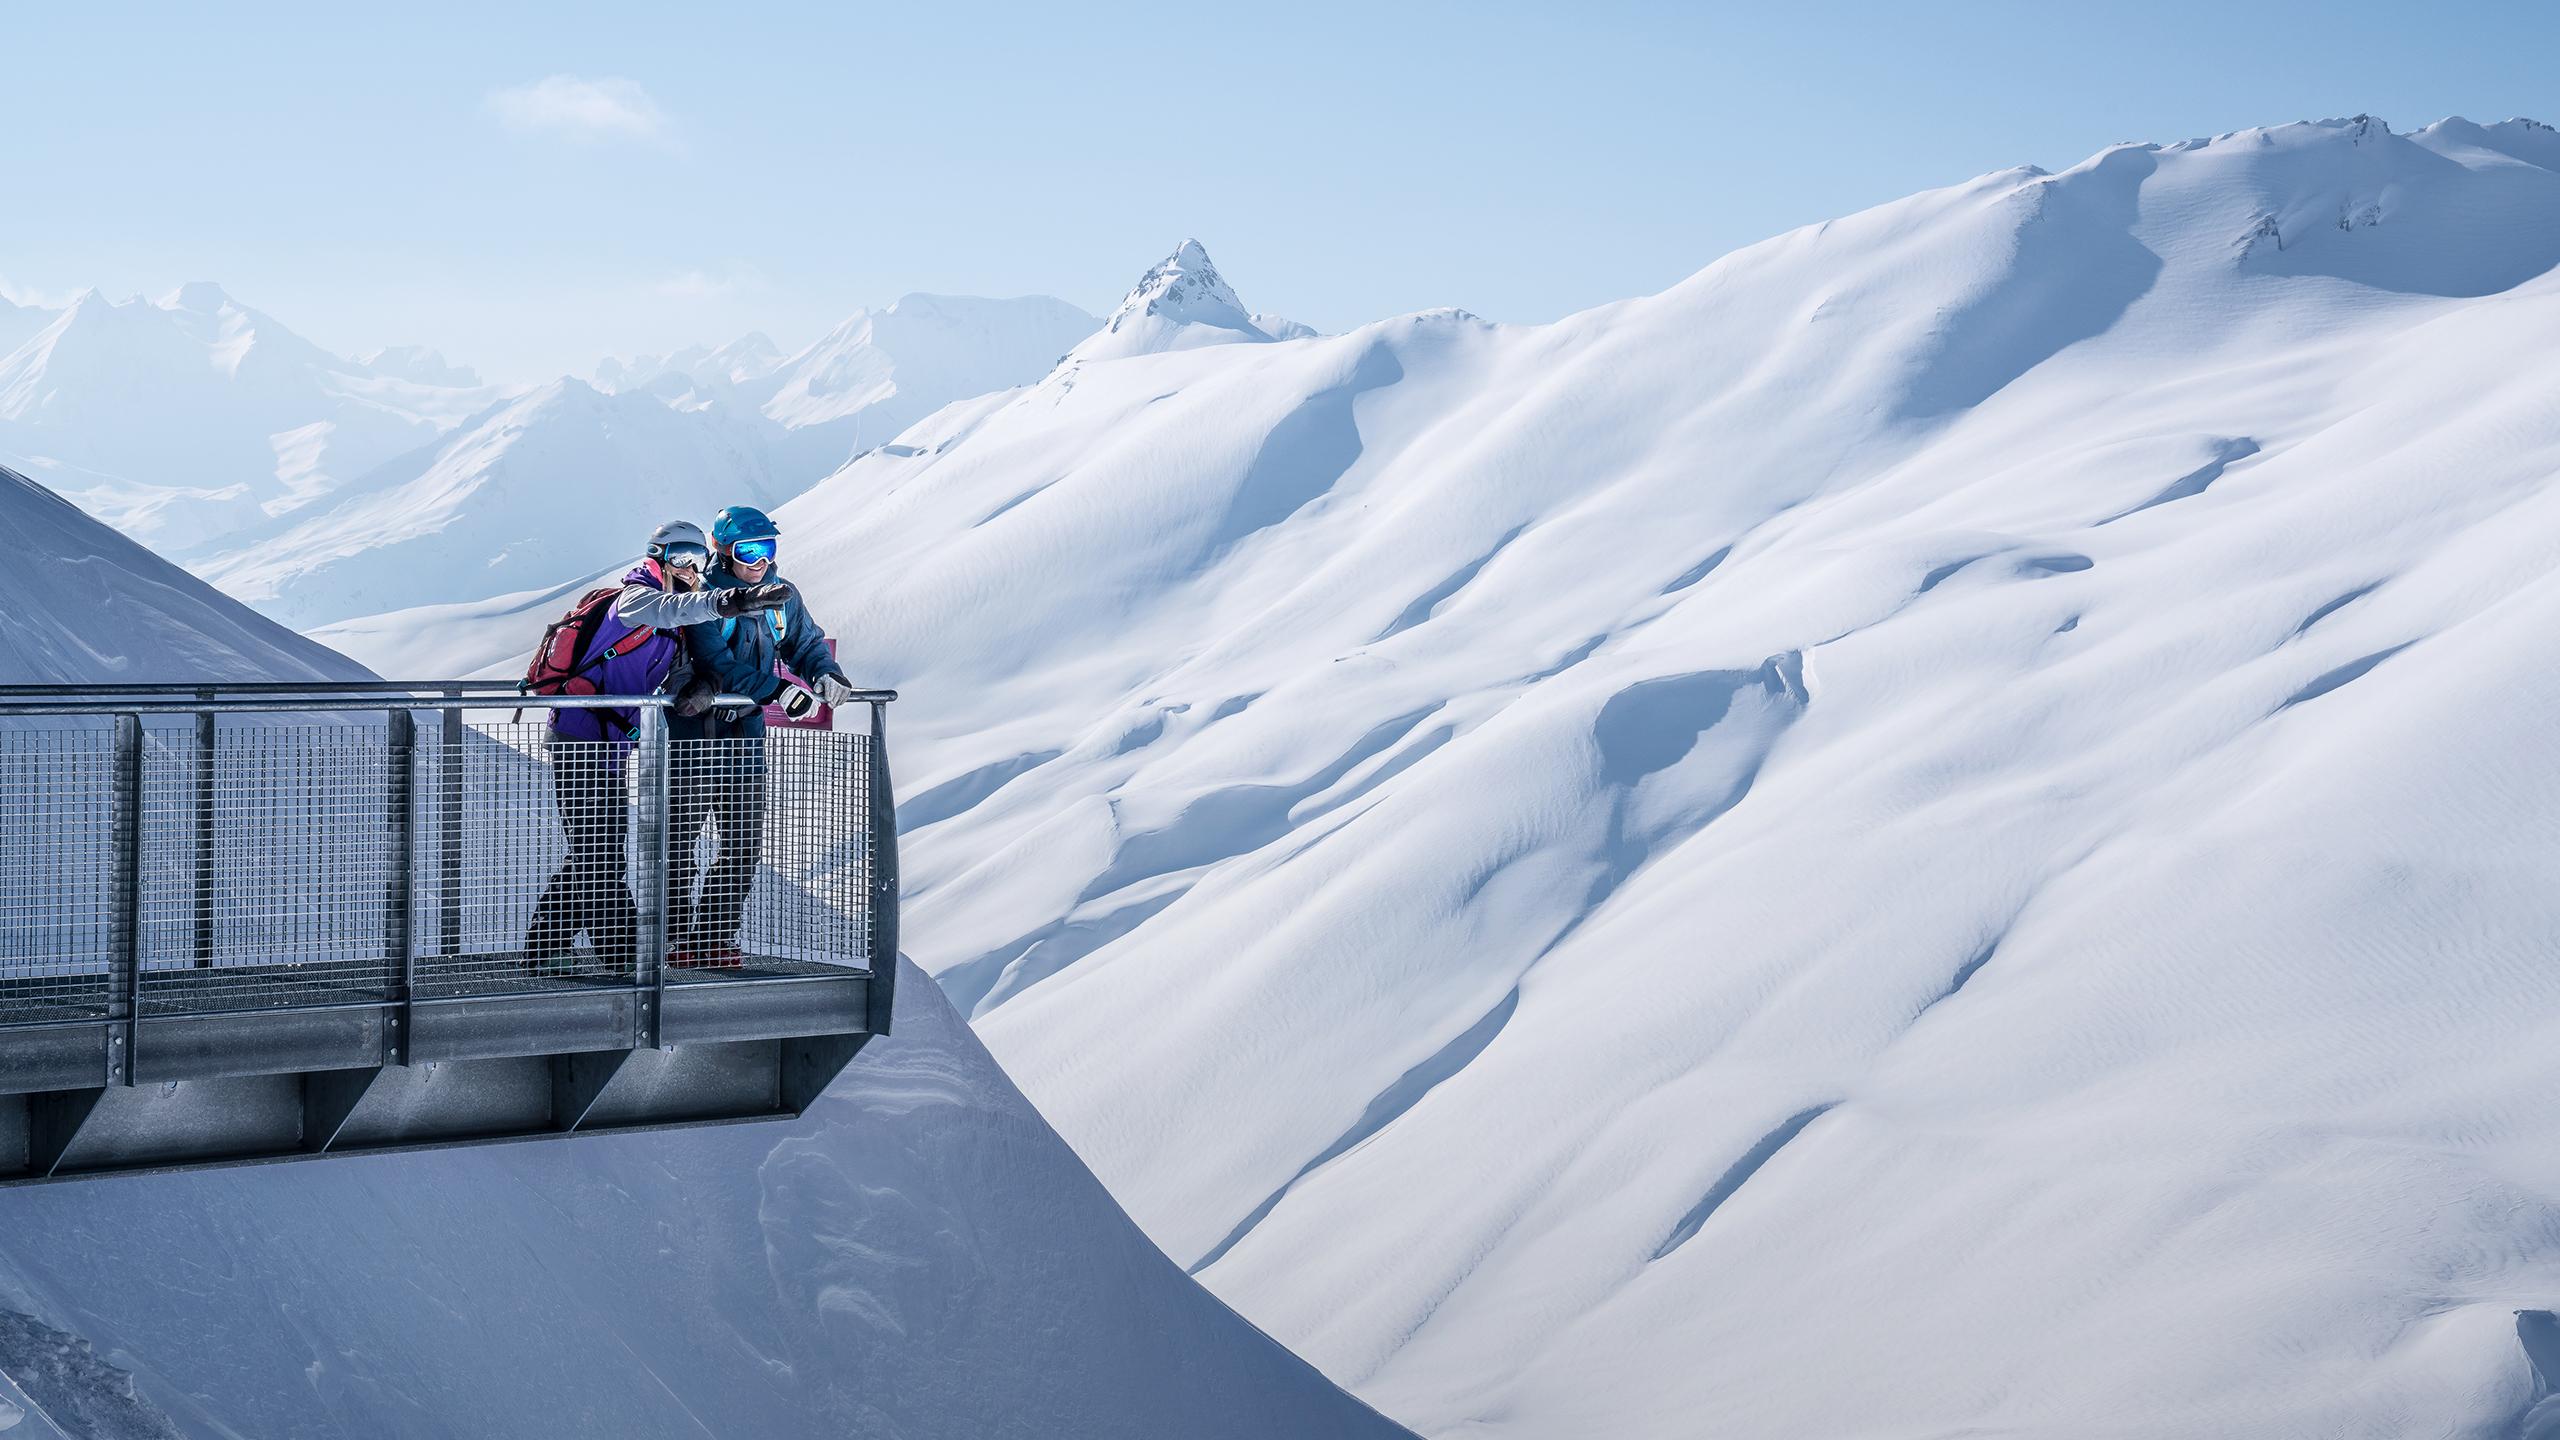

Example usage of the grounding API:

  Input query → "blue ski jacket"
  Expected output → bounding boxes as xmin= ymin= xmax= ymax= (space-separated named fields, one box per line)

xmin=677 ymin=563 xmax=847 ymax=738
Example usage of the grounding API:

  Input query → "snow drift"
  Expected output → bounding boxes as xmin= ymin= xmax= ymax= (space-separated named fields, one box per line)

xmin=642 ymin=117 xmax=2560 ymax=1437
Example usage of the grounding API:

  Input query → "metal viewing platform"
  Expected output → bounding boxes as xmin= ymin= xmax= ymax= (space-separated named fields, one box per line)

xmin=0 ymin=680 xmax=898 ymax=1184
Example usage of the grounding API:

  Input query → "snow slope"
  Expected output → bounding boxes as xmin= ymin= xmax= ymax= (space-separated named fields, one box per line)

xmin=622 ymin=116 xmax=2560 ymax=1436
xmin=0 ymin=463 xmax=361 ymax=685
xmin=0 ymin=959 xmax=1413 ymax=1439
xmin=0 ymin=285 xmax=503 ymax=544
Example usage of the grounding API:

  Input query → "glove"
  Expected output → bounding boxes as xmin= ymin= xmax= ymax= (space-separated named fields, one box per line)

xmin=713 ymin=582 xmax=792 ymax=618
xmin=673 ymin=679 xmax=719 ymax=718
xmin=775 ymin=684 xmax=820 ymax=721
xmin=814 ymin=674 xmax=855 ymax=706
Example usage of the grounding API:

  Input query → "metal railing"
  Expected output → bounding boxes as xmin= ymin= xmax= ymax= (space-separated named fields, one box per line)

xmin=0 ymin=681 xmax=900 ymax=1062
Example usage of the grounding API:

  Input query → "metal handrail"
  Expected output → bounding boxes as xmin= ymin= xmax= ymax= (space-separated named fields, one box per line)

xmin=0 ymin=694 xmax=763 ymax=718
xmin=0 ymin=680 xmax=901 ymax=702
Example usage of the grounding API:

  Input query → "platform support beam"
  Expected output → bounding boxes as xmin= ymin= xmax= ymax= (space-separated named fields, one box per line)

xmin=27 ymin=1088 xmax=105 ymax=1177
xmin=304 ymin=1067 xmax=384 ymax=1152
xmin=551 ymin=1049 xmax=637 ymax=1131
xmin=782 ymin=1033 xmax=868 ymax=1115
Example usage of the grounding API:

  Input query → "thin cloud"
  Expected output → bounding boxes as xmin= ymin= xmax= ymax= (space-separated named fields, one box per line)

xmin=485 ymin=75 xmax=669 ymax=144
xmin=652 ymin=269 xmax=754 ymax=301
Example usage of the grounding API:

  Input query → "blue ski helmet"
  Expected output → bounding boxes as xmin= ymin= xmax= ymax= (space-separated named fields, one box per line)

xmin=711 ymin=505 xmax=779 ymax=550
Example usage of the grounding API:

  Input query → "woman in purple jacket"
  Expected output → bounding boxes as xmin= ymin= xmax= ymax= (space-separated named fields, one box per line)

xmin=524 ymin=520 xmax=787 ymax=970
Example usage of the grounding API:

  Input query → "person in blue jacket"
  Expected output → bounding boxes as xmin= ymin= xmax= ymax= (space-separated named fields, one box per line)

xmin=526 ymin=519 xmax=786 ymax=969
xmin=670 ymin=504 xmax=856 ymax=963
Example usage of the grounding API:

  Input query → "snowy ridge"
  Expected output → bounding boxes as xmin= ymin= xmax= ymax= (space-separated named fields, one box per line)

xmin=667 ymin=115 xmax=2560 ymax=1437
xmin=0 ymin=463 xmax=361 ymax=684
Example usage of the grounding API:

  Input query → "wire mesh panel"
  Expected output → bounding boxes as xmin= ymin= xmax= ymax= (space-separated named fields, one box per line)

xmin=0 ymin=726 xmax=118 ymax=1023
xmin=138 ymin=720 xmax=403 ymax=1014
xmin=413 ymin=721 xmax=641 ymax=993
xmin=671 ymin=731 xmax=871 ymax=970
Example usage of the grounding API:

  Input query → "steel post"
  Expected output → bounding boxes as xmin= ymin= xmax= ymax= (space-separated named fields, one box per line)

xmin=864 ymin=700 xmax=899 ymax=1036
xmin=190 ymin=692 xmax=216 ymax=968
xmin=107 ymin=713 xmax=143 ymax=1084
xmin=385 ymin=710 xmax=416 ymax=1066
xmin=438 ymin=699 xmax=463 ymax=963
xmin=631 ymin=707 xmax=671 ymax=1049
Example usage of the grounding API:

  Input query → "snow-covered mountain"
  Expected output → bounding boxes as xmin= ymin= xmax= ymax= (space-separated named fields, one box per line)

xmin=0 ymin=285 xmax=504 ymax=544
xmin=186 ymin=378 xmax=791 ymax=630
xmin=0 ymin=462 xmax=360 ymax=684
xmin=579 ymin=115 xmax=2560 ymax=1437
xmin=599 ymin=293 xmax=1101 ymax=476
xmin=1060 ymin=239 xmax=1274 ymax=367
xmin=0 ymin=960 xmax=1412 ymax=1439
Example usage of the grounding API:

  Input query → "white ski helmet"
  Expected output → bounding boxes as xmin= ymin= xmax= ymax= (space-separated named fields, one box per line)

xmin=646 ymin=519 xmax=709 ymax=561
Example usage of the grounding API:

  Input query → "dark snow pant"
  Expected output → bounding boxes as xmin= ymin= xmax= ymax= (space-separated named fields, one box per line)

xmin=524 ymin=750 xmax=636 ymax=965
xmin=670 ymin=739 xmax=768 ymax=954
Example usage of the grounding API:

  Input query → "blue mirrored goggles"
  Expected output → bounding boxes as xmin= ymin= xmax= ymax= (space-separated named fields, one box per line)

xmin=729 ymin=538 xmax=778 ymax=566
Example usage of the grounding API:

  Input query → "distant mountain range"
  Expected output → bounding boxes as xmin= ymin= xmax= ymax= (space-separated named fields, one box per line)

xmin=0 ymin=278 xmax=1104 ymax=628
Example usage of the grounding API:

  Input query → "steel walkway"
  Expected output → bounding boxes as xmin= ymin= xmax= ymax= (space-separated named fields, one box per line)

xmin=0 ymin=681 xmax=899 ymax=1184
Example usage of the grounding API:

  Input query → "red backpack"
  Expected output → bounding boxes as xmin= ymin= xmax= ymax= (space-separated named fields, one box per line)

xmin=519 ymin=585 xmax=655 ymax=700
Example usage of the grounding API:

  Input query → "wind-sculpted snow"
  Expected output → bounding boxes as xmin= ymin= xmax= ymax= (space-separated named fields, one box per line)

xmin=0 ymin=961 xmax=1415 ymax=1440
xmin=656 ymin=116 xmax=2560 ymax=1437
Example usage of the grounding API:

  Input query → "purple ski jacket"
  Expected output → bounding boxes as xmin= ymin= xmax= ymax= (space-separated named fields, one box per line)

xmin=551 ymin=561 xmax=729 ymax=745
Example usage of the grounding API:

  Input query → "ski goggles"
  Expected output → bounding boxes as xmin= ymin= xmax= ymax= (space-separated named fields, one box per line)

xmin=729 ymin=538 xmax=778 ymax=566
xmin=660 ymin=544 xmax=709 ymax=572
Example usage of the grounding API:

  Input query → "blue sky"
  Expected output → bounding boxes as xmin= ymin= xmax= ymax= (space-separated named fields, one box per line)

xmin=9 ymin=1 xmax=2551 ymax=380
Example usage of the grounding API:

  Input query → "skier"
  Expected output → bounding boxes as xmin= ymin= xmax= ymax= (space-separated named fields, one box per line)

xmin=670 ymin=504 xmax=858 ymax=965
xmin=522 ymin=519 xmax=789 ymax=971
